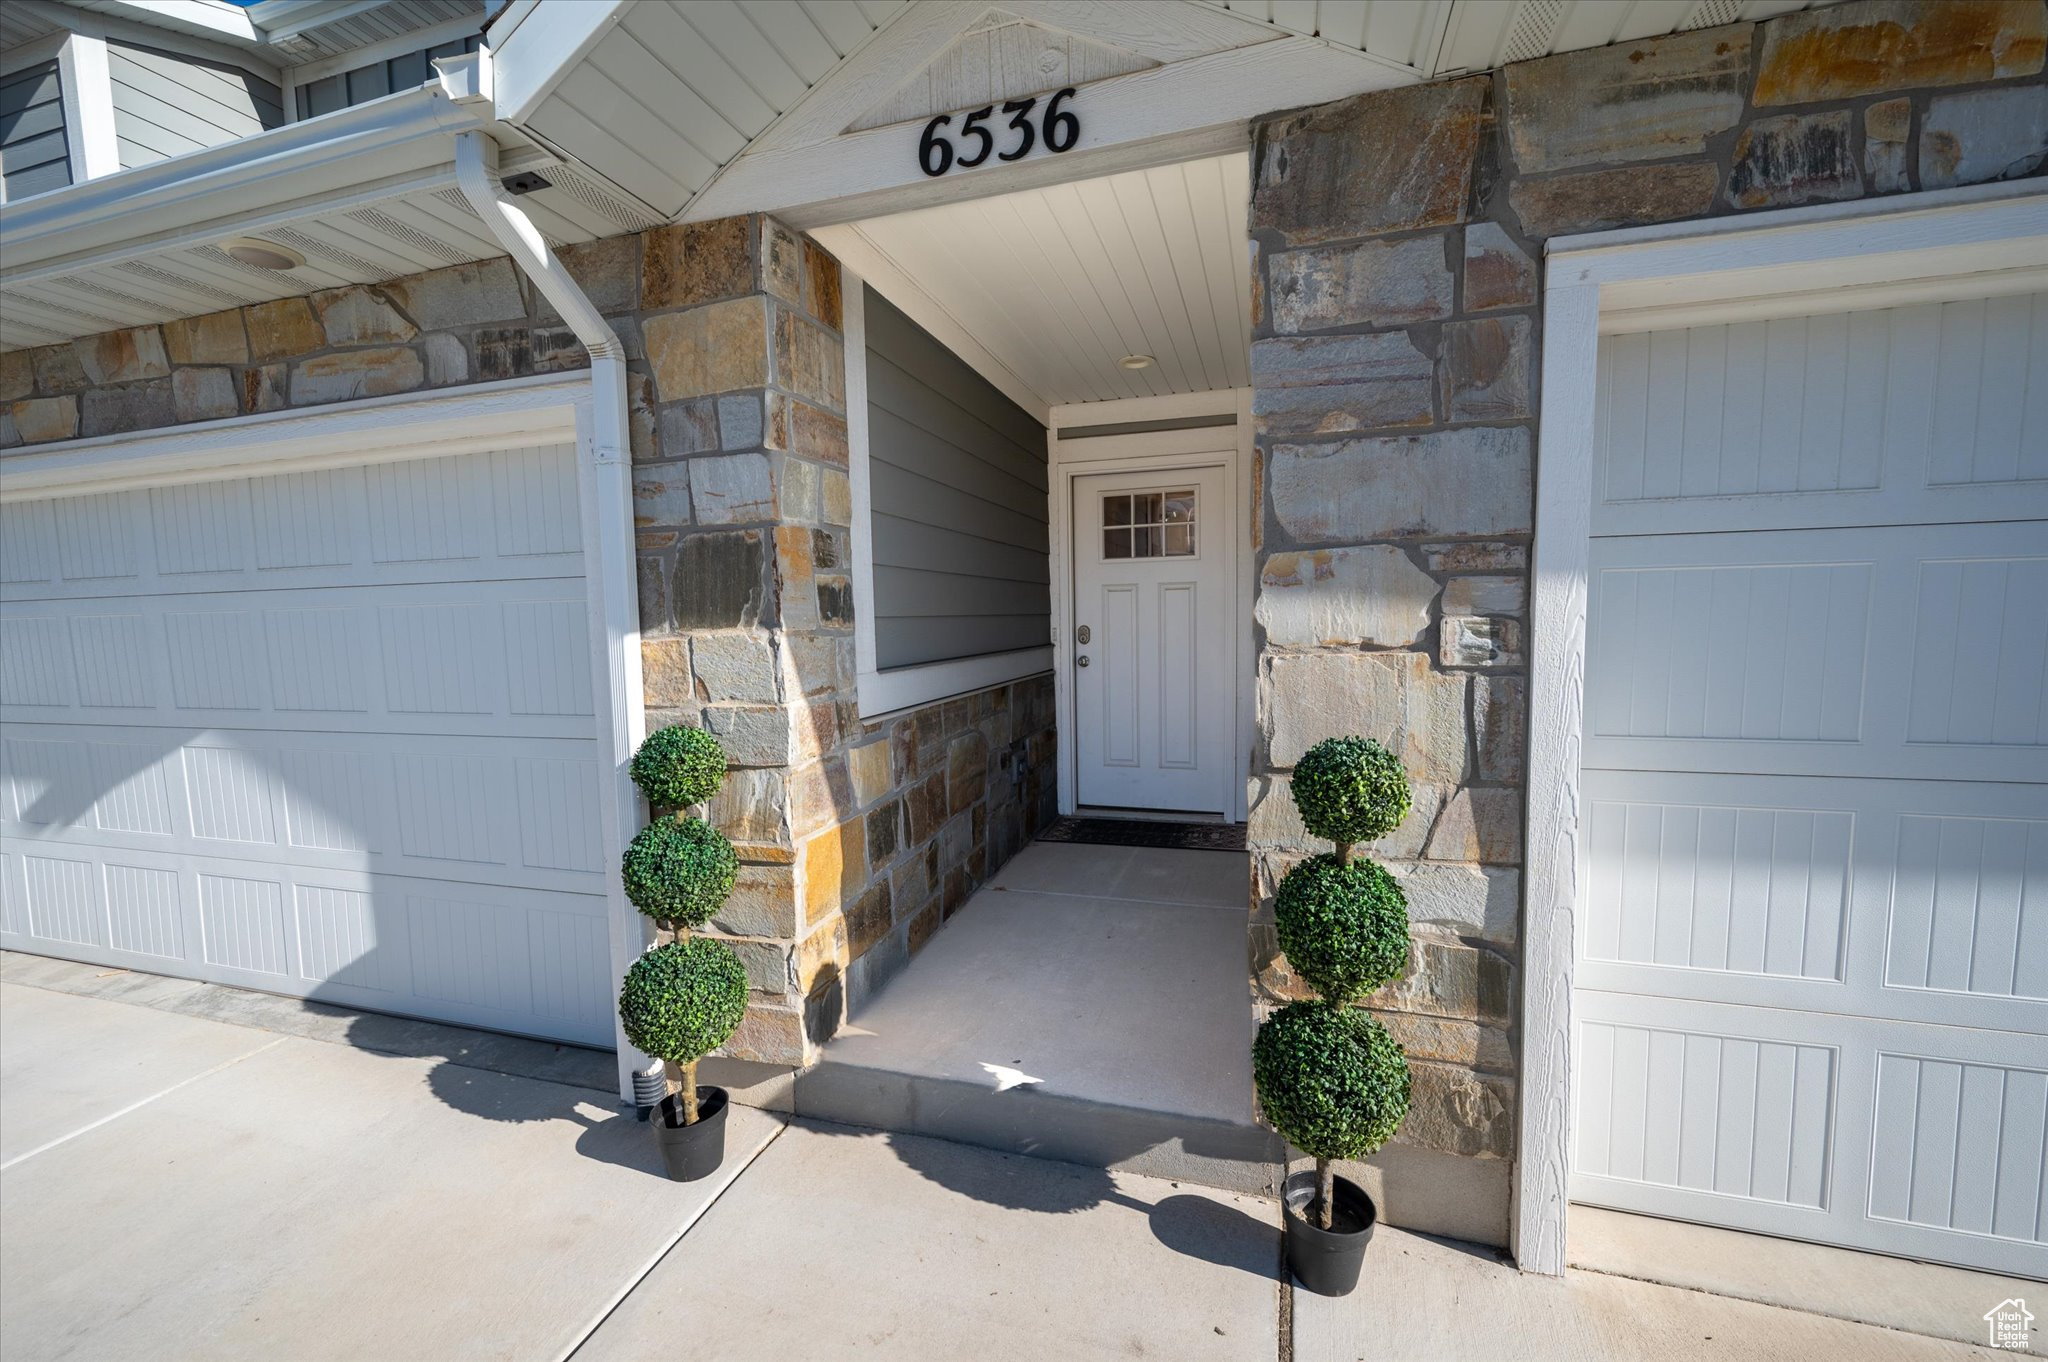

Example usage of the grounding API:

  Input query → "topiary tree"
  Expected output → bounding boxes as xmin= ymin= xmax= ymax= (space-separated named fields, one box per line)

xmin=619 ymin=724 xmax=746 ymax=1125
xmin=622 ymin=816 xmax=738 ymax=930
xmin=630 ymin=723 xmax=728 ymax=809
xmin=619 ymin=936 xmax=748 ymax=1123
xmin=1255 ymin=735 xmax=1415 ymax=1230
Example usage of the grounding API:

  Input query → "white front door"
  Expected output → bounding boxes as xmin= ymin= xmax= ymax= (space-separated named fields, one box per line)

xmin=1071 ymin=464 xmax=1233 ymax=814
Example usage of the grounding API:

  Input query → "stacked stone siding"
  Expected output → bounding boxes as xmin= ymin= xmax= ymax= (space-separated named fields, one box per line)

xmin=1248 ymin=0 xmax=2047 ymax=1246
xmin=0 ymin=252 xmax=635 ymax=446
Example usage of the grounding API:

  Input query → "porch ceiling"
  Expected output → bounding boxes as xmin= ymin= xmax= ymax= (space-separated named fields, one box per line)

xmin=815 ymin=152 xmax=1253 ymax=411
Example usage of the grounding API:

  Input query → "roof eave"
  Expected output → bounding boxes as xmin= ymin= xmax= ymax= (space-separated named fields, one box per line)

xmin=0 ymin=83 xmax=492 ymax=284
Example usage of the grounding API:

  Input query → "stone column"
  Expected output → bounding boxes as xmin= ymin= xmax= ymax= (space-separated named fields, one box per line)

xmin=634 ymin=215 xmax=856 ymax=1066
xmin=1246 ymin=77 xmax=1532 ymax=1246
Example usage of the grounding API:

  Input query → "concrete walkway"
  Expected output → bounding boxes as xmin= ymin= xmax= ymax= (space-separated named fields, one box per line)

xmin=0 ymin=952 xmax=2020 ymax=1361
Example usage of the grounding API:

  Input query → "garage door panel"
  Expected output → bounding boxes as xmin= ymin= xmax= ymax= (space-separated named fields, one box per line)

xmin=1595 ymin=296 xmax=2048 ymax=537
xmin=0 ymin=447 xmax=613 ymax=1046
xmin=1869 ymin=1051 xmax=2048 ymax=1247
xmin=4 ymin=727 xmax=605 ymax=899
xmin=1 ymin=578 xmax=596 ymax=740
xmin=0 ymin=445 xmax=581 ymax=603
xmin=1905 ymin=553 xmax=2048 ymax=749
xmin=1585 ymin=781 xmax=1853 ymax=983
xmin=1587 ymin=522 xmax=2044 ymax=783
xmin=0 ymin=843 xmax=613 ymax=1044
xmin=1574 ymin=992 xmax=2048 ymax=1275
xmin=1886 ymin=812 xmax=2048 ymax=1003
xmin=1582 ymin=770 xmax=2048 ymax=1034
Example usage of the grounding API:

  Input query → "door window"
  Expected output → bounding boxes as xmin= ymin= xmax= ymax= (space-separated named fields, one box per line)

xmin=1102 ymin=489 xmax=1195 ymax=559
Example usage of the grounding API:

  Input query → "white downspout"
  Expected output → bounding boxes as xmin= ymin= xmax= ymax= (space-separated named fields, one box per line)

xmin=453 ymin=124 xmax=656 ymax=1106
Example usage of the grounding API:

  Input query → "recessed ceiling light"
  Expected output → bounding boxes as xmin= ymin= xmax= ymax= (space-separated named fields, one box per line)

xmin=1119 ymin=354 xmax=1154 ymax=370
xmin=220 ymin=236 xmax=305 ymax=271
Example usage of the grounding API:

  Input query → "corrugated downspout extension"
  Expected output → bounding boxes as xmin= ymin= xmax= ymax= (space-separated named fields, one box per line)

xmin=454 ymin=126 xmax=654 ymax=1102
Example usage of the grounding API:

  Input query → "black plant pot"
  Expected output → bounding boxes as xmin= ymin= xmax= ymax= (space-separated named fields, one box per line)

xmin=650 ymin=1085 xmax=729 ymax=1182
xmin=1282 ymin=1169 xmax=1377 ymax=1296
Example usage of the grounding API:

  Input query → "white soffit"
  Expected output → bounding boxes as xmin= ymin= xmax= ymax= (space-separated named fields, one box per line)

xmin=815 ymin=151 xmax=1253 ymax=410
xmin=492 ymin=0 xmax=911 ymax=221
xmin=0 ymin=82 xmax=663 ymax=351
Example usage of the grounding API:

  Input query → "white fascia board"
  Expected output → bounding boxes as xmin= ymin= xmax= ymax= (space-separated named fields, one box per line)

xmin=488 ymin=0 xmax=628 ymax=124
xmin=0 ymin=82 xmax=489 ymax=278
xmin=12 ymin=0 xmax=277 ymax=73
xmin=687 ymin=36 xmax=1411 ymax=229
xmin=90 ymin=0 xmax=260 ymax=46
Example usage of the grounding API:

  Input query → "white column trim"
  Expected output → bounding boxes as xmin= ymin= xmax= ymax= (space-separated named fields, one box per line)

xmin=1513 ymin=279 xmax=1599 ymax=1277
xmin=56 ymin=32 xmax=120 ymax=182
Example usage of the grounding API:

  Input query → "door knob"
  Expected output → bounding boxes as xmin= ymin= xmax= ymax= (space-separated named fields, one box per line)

xmin=1077 ymin=655 xmax=1090 ymax=667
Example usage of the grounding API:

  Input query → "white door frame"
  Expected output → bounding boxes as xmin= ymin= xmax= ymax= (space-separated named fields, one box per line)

xmin=0 ymin=373 xmax=652 ymax=1102
xmin=1515 ymin=181 xmax=2048 ymax=1276
xmin=1048 ymin=389 xmax=1254 ymax=823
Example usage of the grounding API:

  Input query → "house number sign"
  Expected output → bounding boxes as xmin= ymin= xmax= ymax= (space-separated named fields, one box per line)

xmin=918 ymin=87 xmax=1080 ymax=177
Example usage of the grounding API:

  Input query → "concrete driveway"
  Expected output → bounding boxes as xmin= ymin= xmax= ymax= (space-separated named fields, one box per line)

xmin=0 ymin=953 xmax=2015 ymax=1362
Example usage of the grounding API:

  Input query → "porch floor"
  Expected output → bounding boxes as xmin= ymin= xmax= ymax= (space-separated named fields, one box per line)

xmin=793 ymin=841 xmax=1283 ymax=1190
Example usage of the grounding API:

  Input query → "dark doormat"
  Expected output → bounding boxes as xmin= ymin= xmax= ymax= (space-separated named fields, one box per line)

xmin=1036 ymin=817 xmax=1247 ymax=852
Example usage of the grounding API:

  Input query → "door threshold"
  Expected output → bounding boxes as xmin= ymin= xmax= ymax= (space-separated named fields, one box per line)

xmin=1071 ymin=806 xmax=1230 ymax=824
xmin=1568 ymin=1205 xmax=2043 ymax=1354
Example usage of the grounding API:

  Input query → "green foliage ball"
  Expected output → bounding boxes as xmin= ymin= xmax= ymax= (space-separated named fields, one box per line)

xmin=1275 ymin=853 xmax=1410 ymax=1004
xmin=622 ymin=816 xmax=738 ymax=927
xmin=617 ymin=937 xmax=748 ymax=1065
xmin=1253 ymin=1001 xmax=1411 ymax=1161
xmin=1291 ymin=736 xmax=1411 ymax=846
xmin=631 ymin=725 xmax=727 ymax=809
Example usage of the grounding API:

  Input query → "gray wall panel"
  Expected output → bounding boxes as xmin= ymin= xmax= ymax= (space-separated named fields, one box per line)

xmin=109 ymin=42 xmax=282 ymax=171
xmin=865 ymin=286 xmax=1050 ymax=673
xmin=0 ymin=58 xmax=68 ymax=203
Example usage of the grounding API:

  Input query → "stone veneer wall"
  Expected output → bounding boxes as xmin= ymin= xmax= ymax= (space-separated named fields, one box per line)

xmin=1247 ymin=0 xmax=2048 ymax=1247
xmin=0 ymin=211 xmax=1055 ymax=1070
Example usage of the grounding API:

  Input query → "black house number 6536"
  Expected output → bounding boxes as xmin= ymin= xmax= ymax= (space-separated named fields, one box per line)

xmin=918 ymin=88 xmax=1080 ymax=177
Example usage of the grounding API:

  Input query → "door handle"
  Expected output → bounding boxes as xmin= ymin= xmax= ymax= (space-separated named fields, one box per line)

xmin=1077 ymin=655 xmax=1090 ymax=667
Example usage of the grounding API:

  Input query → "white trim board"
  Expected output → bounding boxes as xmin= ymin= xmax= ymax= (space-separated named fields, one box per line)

xmin=1047 ymin=391 xmax=1253 ymax=823
xmin=1513 ymin=185 xmax=2048 ymax=1279
xmin=687 ymin=35 xmax=1409 ymax=230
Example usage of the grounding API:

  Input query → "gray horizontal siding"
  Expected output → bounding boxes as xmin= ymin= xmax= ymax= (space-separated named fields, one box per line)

xmin=866 ymin=287 xmax=1050 ymax=672
xmin=110 ymin=41 xmax=282 ymax=170
xmin=1 ymin=60 xmax=69 ymax=202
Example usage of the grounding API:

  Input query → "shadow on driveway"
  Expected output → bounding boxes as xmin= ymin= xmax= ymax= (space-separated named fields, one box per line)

xmin=801 ymin=1117 xmax=1283 ymax=1281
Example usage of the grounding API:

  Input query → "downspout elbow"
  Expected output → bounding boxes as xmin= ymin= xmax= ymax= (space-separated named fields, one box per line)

xmin=453 ymin=130 xmax=628 ymax=367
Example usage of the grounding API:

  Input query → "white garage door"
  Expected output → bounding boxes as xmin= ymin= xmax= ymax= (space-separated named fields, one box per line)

xmin=1571 ymin=292 xmax=2048 ymax=1278
xmin=0 ymin=446 xmax=616 ymax=1046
